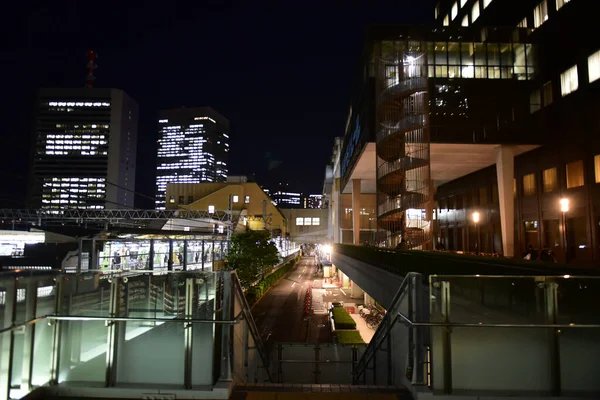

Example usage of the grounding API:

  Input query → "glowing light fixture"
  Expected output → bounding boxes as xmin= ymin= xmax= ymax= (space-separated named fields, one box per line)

xmin=560 ymin=198 xmax=569 ymax=212
xmin=472 ymin=212 xmax=480 ymax=223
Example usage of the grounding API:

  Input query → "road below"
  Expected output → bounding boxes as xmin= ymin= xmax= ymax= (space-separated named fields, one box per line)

xmin=252 ymin=256 xmax=331 ymax=352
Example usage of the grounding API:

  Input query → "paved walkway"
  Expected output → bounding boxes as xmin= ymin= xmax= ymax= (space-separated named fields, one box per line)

xmin=350 ymin=314 xmax=376 ymax=343
xmin=252 ymin=257 xmax=331 ymax=352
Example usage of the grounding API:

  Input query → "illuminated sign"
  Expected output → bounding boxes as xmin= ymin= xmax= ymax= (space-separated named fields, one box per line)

xmin=341 ymin=116 xmax=361 ymax=177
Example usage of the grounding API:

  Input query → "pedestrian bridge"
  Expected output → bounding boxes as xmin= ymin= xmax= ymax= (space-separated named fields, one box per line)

xmin=1 ymin=246 xmax=600 ymax=400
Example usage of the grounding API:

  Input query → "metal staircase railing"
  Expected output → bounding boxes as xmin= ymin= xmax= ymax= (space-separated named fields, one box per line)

xmin=231 ymin=271 xmax=272 ymax=382
xmin=353 ymin=272 xmax=428 ymax=386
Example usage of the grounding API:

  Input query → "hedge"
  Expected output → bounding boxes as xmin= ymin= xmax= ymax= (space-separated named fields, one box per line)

xmin=245 ymin=259 xmax=297 ymax=305
xmin=335 ymin=330 xmax=365 ymax=344
xmin=332 ymin=306 xmax=356 ymax=330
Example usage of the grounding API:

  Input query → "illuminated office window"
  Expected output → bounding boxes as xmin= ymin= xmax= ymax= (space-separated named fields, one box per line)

xmin=244 ymin=196 xmax=250 ymax=204
xmin=556 ymin=0 xmax=570 ymax=10
xmin=169 ymin=196 xmax=175 ymax=204
xmin=208 ymin=205 xmax=215 ymax=213
xmin=435 ymin=3 xmax=439 ymax=19
xmin=518 ymin=18 xmax=528 ymax=28
xmin=303 ymin=218 xmax=311 ymax=225
xmin=566 ymin=160 xmax=584 ymax=188
xmin=462 ymin=15 xmax=469 ymax=26
xmin=534 ymin=0 xmax=548 ymax=28
xmin=523 ymin=173 xmax=536 ymax=196
xmin=312 ymin=218 xmax=320 ymax=226
xmin=296 ymin=217 xmax=304 ymax=226
xmin=543 ymin=168 xmax=557 ymax=192
xmin=594 ymin=155 xmax=600 ymax=183
xmin=452 ymin=2 xmax=458 ymax=20
xmin=560 ymin=65 xmax=579 ymax=97
xmin=443 ymin=14 xmax=450 ymax=26
xmin=588 ymin=49 xmax=600 ymax=83
xmin=233 ymin=195 xmax=239 ymax=203
xmin=218 ymin=225 xmax=224 ymax=234
xmin=483 ymin=0 xmax=492 ymax=8
xmin=472 ymin=2 xmax=480 ymax=22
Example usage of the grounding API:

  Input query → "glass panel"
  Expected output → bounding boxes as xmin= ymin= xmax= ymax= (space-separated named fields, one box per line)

xmin=434 ymin=42 xmax=447 ymax=65
xmin=561 ymin=65 xmax=579 ymax=97
xmin=523 ymin=173 xmax=536 ymax=196
xmin=566 ymin=160 xmax=584 ymax=188
xmin=543 ymin=167 xmax=557 ymax=192
xmin=448 ymin=42 xmax=460 ymax=66
xmin=474 ymin=43 xmax=486 ymax=65
xmin=487 ymin=44 xmax=500 ymax=66
xmin=589 ymin=50 xmax=600 ymax=83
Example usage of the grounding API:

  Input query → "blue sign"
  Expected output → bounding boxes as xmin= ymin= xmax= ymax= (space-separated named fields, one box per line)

xmin=341 ymin=116 xmax=361 ymax=177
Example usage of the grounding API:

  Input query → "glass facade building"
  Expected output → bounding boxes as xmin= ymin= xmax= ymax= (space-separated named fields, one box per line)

xmin=155 ymin=107 xmax=229 ymax=210
xmin=343 ymin=25 xmax=536 ymax=249
xmin=29 ymin=88 xmax=138 ymax=210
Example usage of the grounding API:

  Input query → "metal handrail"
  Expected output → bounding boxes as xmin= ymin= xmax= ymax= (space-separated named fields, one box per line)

xmin=396 ymin=312 xmax=600 ymax=328
xmin=231 ymin=271 xmax=273 ymax=382
xmin=353 ymin=272 xmax=417 ymax=382
xmin=0 ymin=313 xmax=244 ymax=335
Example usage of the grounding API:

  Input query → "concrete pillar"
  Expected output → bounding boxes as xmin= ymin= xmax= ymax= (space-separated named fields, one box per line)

xmin=352 ymin=179 xmax=361 ymax=245
xmin=496 ymin=145 xmax=516 ymax=257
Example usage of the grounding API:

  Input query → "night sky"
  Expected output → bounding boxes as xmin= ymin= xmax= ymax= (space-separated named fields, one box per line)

xmin=0 ymin=1 xmax=434 ymax=209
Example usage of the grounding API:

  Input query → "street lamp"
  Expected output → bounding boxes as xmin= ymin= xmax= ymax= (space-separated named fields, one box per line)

xmin=472 ymin=212 xmax=480 ymax=255
xmin=560 ymin=198 xmax=569 ymax=262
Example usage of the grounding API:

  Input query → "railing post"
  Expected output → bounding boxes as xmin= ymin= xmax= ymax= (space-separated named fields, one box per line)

xmin=49 ymin=277 xmax=64 ymax=385
xmin=21 ymin=280 xmax=38 ymax=392
xmin=149 ymin=239 xmax=155 ymax=271
xmin=441 ymin=280 xmax=452 ymax=395
xmin=105 ymin=277 xmax=121 ymax=387
xmin=314 ymin=343 xmax=321 ymax=384
xmin=412 ymin=273 xmax=427 ymax=385
xmin=545 ymin=280 xmax=561 ymax=396
xmin=219 ymin=273 xmax=233 ymax=382
xmin=184 ymin=276 xmax=194 ymax=389
xmin=277 ymin=344 xmax=283 ymax=383
xmin=183 ymin=240 xmax=188 ymax=271
xmin=0 ymin=278 xmax=17 ymax=400
xmin=168 ymin=240 xmax=174 ymax=271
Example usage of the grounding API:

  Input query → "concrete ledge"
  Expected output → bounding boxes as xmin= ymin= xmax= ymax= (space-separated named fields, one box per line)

xmin=31 ymin=381 xmax=234 ymax=399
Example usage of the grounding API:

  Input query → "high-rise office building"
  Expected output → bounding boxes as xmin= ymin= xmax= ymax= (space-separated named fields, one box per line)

xmin=304 ymin=194 xmax=323 ymax=209
xmin=29 ymin=88 xmax=138 ymax=210
xmin=155 ymin=107 xmax=229 ymax=210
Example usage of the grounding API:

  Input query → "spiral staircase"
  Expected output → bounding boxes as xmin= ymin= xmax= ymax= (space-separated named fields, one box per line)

xmin=376 ymin=42 xmax=432 ymax=250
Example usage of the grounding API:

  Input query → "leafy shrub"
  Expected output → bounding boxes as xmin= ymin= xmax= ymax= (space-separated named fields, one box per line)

xmin=244 ymin=259 xmax=297 ymax=306
xmin=335 ymin=330 xmax=365 ymax=344
xmin=332 ymin=306 xmax=356 ymax=330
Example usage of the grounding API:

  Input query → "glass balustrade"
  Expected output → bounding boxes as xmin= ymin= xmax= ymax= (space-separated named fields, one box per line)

xmin=354 ymin=272 xmax=600 ymax=398
xmin=0 ymin=269 xmax=270 ymax=400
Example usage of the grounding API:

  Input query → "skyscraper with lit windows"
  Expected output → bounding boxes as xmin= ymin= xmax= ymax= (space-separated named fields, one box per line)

xmin=28 ymin=88 xmax=138 ymax=210
xmin=155 ymin=107 xmax=229 ymax=210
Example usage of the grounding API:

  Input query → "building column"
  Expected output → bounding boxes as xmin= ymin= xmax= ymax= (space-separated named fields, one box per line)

xmin=496 ymin=145 xmax=516 ymax=257
xmin=352 ymin=179 xmax=361 ymax=245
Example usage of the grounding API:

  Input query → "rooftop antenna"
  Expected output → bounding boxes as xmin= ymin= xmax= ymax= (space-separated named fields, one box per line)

xmin=86 ymin=50 xmax=98 ymax=88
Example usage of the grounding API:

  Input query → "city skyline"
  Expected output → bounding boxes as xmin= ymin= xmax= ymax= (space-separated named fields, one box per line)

xmin=0 ymin=2 xmax=434 ymax=209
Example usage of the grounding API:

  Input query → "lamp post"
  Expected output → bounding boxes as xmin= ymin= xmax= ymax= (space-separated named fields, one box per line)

xmin=472 ymin=212 xmax=480 ymax=255
xmin=560 ymin=198 xmax=569 ymax=263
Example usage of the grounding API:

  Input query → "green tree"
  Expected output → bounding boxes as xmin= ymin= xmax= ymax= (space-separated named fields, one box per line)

xmin=226 ymin=230 xmax=280 ymax=287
